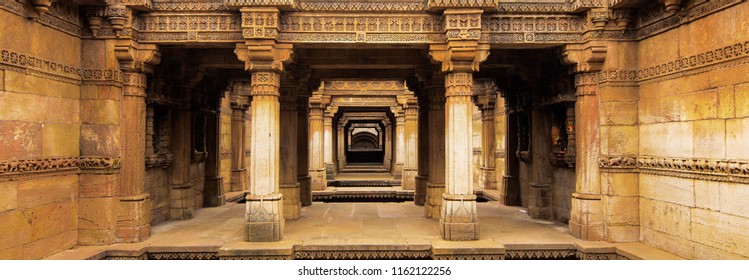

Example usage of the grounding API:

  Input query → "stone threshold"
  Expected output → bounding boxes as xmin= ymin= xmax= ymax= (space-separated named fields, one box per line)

xmin=312 ymin=187 xmax=413 ymax=202
xmin=47 ymin=240 xmax=682 ymax=260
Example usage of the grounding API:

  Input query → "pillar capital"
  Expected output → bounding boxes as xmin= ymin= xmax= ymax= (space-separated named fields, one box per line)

xmin=229 ymin=80 xmax=251 ymax=110
xmin=235 ymin=42 xmax=294 ymax=73
xmin=114 ymin=41 xmax=161 ymax=74
xmin=560 ymin=43 xmax=608 ymax=74
xmin=428 ymin=9 xmax=489 ymax=73
xmin=472 ymin=79 xmax=498 ymax=111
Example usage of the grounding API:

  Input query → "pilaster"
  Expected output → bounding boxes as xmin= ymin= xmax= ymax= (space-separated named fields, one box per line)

xmin=560 ymin=43 xmax=607 ymax=241
xmin=323 ymin=107 xmax=337 ymax=180
xmin=114 ymin=40 xmax=161 ymax=243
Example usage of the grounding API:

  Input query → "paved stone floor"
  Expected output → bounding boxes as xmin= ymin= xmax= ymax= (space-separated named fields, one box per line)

xmin=49 ymin=194 xmax=681 ymax=259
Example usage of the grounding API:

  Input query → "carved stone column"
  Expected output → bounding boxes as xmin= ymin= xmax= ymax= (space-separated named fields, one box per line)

xmin=415 ymin=92 xmax=430 ymax=206
xmin=383 ymin=118 xmax=393 ymax=171
xmin=429 ymin=8 xmax=489 ymax=240
xmin=170 ymin=104 xmax=195 ymax=220
xmin=426 ymin=75 xmax=446 ymax=219
xmin=324 ymin=107 xmax=337 ymax=180
xmin=561 ymin=44 xmax=607 ymax=241
xmin=297 ymin=96 xmax=312 ymax=206
xmin=392 ymin=108 xmax=405 ymax=179
xmin=114 ymin=41 xmax=160 ymax=243
xmin=398 ymin=97 xmax=419 ymax=190
xmin=280 ymin=83 xmax=300 ymax=220
xmin=337 ymin=120 xmax=348 ymax=171
xmin=230 ymin=83 xmax=250 ymax=192
xmin=308 ymin=96 xmax=327 ymax=191
xmin=234 ymin=6 xmax=293 ymax=241
xmin=474 ymin=82 xmax=498 ymax=190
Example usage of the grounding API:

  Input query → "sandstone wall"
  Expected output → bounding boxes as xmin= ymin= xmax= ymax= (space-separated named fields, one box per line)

xmin=0 ymin=6 xmax=81 ymax=259
xmin=635 ymin=3 xmax=749 ymax=259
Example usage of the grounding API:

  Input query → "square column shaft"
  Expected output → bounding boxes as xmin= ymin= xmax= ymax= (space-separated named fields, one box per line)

xmin=246 ymin=71 xmax=284 ymax=242
xmin=441 ymin=72 xmax=479 ymax=241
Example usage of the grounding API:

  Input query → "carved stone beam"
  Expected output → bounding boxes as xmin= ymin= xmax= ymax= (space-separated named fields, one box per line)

xmin=114 ymin=41 xmax=161 ymax=74
xmin=560 ymin=44 xmax=608 ymax=74
xmin=224 ymin=0 xmax=297 ymax=10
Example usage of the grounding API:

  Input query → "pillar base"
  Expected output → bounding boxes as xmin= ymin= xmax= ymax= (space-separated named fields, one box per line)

xmin=528 ymin=183 xmax=552 ymax=219
xmin=204 ymin=176 xmax=225 ymax=207
xmin=479 ymin=167 xmax=497 ymax=190
xmin=170 ymin=184 xmax=195 ymax=220
xmin=116 ymin=194 xmax=152 ymax=243
xmin=569 ymin=193 xmax=603 ymax=241
xmin=425 ymin=183 xmax=445 ymax=219
xmin=440 ymin=193 xmax=478 ymax=241
xmin=309 ymin=169 xmax=327 ymax=191
xmin=325 ymin=163 xmax=335 ymax=179
xmin=297 ymin=175 xmax=312 ymax=206
xmin=245 ymin=193 xmax=284 ymax=242
xmin=231 ymin=169 xmax=247 ymax=192
xmin=280 ymin=183 xmax=301 ymax=220
xmin=415 ymin=176 xmax=428 ymax=206
xmin=402 ymin=168 xmax=418 ymax=190
xmin=393 ymin=163 xmax=404 ymax=179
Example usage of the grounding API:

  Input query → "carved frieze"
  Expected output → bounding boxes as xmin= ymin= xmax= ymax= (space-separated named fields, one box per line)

xmin=279 ymin=13 xmax=443 ymax=43
xmin=0 ymin=156 xmax=123 ymax=180
xmin=321 ymin=80 xmax=407 ymax=94
xmin=481 ymin=15 xmax=584 ymax=44
xmin=599 ymin=156 xmax=749 ymax=184
xmin=0 ymin=48 xmax=82 ymax=84
xmin=137 ymin=13 xmax=241 ymax=43
xmin=300 ymin=1 xmax=424 ymax=11
xmin=295 ymin=250 xmax=431 ymax=260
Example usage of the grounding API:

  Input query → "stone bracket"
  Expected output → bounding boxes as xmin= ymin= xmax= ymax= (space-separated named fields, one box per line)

xmin=560 ymin=43 xmax=607 ymax=73
xmin=235 ymin=42 xmax=294 ymax=72
xmin=114 ymin=41 xmax=161 ymax=73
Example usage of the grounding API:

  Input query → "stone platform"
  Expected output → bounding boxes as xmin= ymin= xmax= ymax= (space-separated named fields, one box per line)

xmin=47 ymin=201 xmax=681 ymax=260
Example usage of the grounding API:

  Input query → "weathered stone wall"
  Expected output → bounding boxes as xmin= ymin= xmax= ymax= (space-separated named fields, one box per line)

xmin=635 ymin=3 xmax=749 ymax=259
xmin=0 ymin=6 xmax=81 ymax=258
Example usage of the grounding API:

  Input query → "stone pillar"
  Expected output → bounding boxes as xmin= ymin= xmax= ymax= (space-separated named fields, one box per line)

xmin=280 ymin=85 xmax=300 ymax=220
xmin=440 ymin=72 xmax=479 ymax=240
xmin=308 ymin=97 xmax=327 ymax=191
xmin=429 ymin=8 xmax=488 ymax=240
xmin=170 ymin=106 xmax=195 ymax=220
xmin=401 ymin=98 xmax=419 ymax=190
xmin=415 ymin=93 xmax=430 ymax=206
xmin=494 ymin=99 xmax=508 ymax=198
xmin=383 ymin=118 xmax=392 ymax=170
xmin=426 ymin=76 xmax=446 ymax=219
xmin=528 ymin=107 xmax=553 ymax=219
xmin=230 ymin=83 xmax=250 ymax=192
xmin=234 ymin=7 xmax=293 ymax=240
xmin=324 ymin=109 xmax=336 ymax=180
xmin=337 ymin=120 xmax=348 ymax=170
xmin=297 ymin=96 xmax=312 ymax=206
xmin=561 ymin=44 xmax=607 ymax=241
xmin=392 ymin=108 xmax=405 ymax=179
xmin=114 ymin=41 xmax=160 ymax=243
xmin=475 ymin=85 xmax=497 ymax=190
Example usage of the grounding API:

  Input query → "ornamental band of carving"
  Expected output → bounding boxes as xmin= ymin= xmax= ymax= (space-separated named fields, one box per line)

xmin=599 ymin=156 xmax=749 ymax=183
xmin=0 ymin=156 xmax=123 ymax=180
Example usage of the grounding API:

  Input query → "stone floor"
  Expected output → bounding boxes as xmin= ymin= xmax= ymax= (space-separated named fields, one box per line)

xmin=48 ymin=193 xmax=681 ymax=260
